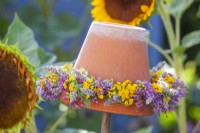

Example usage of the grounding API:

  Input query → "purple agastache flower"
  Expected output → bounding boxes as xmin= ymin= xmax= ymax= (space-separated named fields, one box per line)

xmin=73 ymin=68 xmax=88 ymax=83
xmin=173 ymin=77 xmax=188 ymax=89
xmin=152 ymin=93 xmax=163 ymax=113
xmin=36 ymin=80 xmax=44 ymax=95
xmin=44 ymin=66 xmax=67 ymax=76
xmin=144 ymin=81 xmax=155 ymax=98
xmin=80 ymin=88 xmax=95 ymax=97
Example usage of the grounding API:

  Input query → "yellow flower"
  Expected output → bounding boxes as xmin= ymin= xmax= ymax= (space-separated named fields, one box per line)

xmin=163 ymin=97 xmax=171 ymax=103
xmin=83 ymin=81 xmax=90 ymax=88
xmin=49 ymin=72 xmax=59 ymax=85
xmin=164 ymin=75 xmax=175 ymax=84
xmin=129 ymin=99 xmax=134 ymax=105
xmin=63 ymin=64 xmax=73 ymax=71
xmin=152 ymin=83 xmax=162 ymax=93
xmin=87 ymin=77 xmax=95 ymax=83
xmin=90 ymin=85 xmax=95 ymax=90
xmin=98 ymin=94 xmax=104 ymax=99
xmin=91 ymin=0 xmax=155 ymax=26
xmin=86 ymin=95 xmax=90 ymax=99
xmin=124 ymin=100 xmax=129 ymax=106
xmin=151 ymin=71 xmax=161 ymax=83
xmin=63 ymin=82 xmax=67 ymax=89
xmin=69 ymin=83 xmax=75 ymax=91
xmin=97 ymin=87 xmax=103 ymax=92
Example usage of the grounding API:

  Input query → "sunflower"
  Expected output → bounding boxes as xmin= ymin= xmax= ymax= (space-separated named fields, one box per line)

xmin=91 ymin=0 xmax=155 ymax=26
xmin=0 ymin=43 xmax=39 ymax=132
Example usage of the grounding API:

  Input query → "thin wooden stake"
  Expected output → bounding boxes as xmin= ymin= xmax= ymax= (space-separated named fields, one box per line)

xmin=101 ymin=112 xmax=110 ymax=133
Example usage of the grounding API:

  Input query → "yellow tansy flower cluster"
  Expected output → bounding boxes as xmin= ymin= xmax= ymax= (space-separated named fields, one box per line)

xmin=163 ymin=97 xmax=171 ymax=103
xmin=152 ymin=83 xmax=162 ymax=93
xmin=164 ymin=74 xmax=175 ymax=84
xmin=109 ymin=80 xmax=137 ymax=106
xmin=82 ymin=77 xmax=96 ymax=99
xmin=63 ymin=64 xmax=73 ymax=71
xmin=151 ymin=71 xmax=161 ymax=83
xmin=49 ymin=72 xmax=59 ymax=85
xmin=96 ymin=87 xmax=104 ymax=99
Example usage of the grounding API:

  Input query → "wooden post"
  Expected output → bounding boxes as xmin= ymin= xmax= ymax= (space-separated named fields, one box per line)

xmin=101 ymin=112 xmax=111 ymax=133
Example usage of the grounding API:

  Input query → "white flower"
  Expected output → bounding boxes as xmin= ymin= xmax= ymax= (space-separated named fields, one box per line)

xmin=169 ymin=89 xmax=178 ymax=95
xmin=69 ymin=91 xmax=78 ymax=103
xmin=158 ymin=80 xmax=168 ymax=90
xmin=146 ymin=97 xmax=153 ymax=105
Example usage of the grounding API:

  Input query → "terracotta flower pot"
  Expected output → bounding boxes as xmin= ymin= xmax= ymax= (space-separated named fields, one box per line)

xmin=63 ymin=22 xmax=153 ymax=116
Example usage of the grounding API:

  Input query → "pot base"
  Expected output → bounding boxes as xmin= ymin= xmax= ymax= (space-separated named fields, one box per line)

xmin=61 ymin=97 xmax=153 ymax=116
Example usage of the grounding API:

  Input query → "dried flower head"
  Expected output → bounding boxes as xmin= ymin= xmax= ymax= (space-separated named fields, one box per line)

xmin=0 ymin=43 xmax=38 ymax=132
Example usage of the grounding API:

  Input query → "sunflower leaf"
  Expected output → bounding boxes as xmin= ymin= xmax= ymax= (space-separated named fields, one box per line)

xmin=3 ymin=14 xmax=56 ymax=67
xmin=3 ymin=14 xmax=39 ymax=58
xmin=169 ymin=0 xmax=193 ymax=18
xmin=182 ymin=30 xmax=200 ymax=49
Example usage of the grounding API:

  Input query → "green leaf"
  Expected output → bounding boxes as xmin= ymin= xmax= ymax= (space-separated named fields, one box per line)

xmin=169 ymin=0 xmax=193 ymax=18
xmin=182 ymin=30 xmax=200 ymax=49
xmin=4 ymin=14 xmax=39 ymax=58
xmin=183 ymin=61 xmax=197 ymax=84
xmin=37 ymin=48 xmax=57 ymax=66
xmin=196 ymin=6 xmax=200 ymax=19
xmin=83 ymin=99 xmax=91 ymax=108
xmin=195 ymin=52 xmax=200 ymax=66
xmin=18 ymin=5 xmax=79 ymax=50
xmin=3 ymin=14 xmax=56 ymax=67
xmin=75 ymin=84 xmax=83 ymax=90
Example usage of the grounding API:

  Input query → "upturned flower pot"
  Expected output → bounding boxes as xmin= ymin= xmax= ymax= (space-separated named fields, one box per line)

xmin=62 ymin=21 xmax=153 ymax=116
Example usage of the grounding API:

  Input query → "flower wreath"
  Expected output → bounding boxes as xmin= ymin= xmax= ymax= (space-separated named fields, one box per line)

xmin=36 ymin=61 xmax=187 ymax=114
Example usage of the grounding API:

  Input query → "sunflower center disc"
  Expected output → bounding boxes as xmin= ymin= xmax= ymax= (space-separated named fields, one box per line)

xmin=105 ymin=0 xmax=152 ymax=22
xmin=0 ymin=54 xmax=29 ymax=129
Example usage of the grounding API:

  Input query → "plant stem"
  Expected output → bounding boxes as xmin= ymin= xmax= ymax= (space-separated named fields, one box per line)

xmin=158 ymin=1 xmax=187 ymax=133
xmin=38 ymin=0 xmax=52 ymax=18
xmin=49 ymin=111 xmax=69 ymax=133
xmin=148 ymin=39 xmax=174 ymax=66
xmin=174 ymin=14 xmax=187 ymax=133
xmin=158 ymin=2 xmax=175 ymax=51
xmin=175 ymin=17 xmax=181 ymax=46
